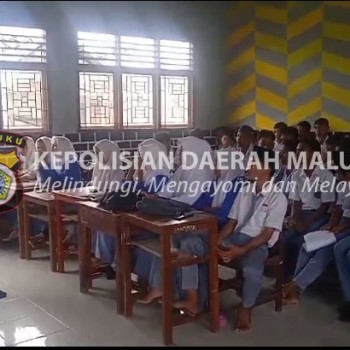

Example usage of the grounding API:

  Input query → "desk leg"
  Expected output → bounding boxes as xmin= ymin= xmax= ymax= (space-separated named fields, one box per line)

xmin=18 ymin=203 xmax=25 ymax=259
xmin=79 ymin=220 xmax=91 ymax=293
xmin=115 ymin=227 xmax=125 ymax=315
xmin=48 ymin=203 xmax=57 ymax=272
xmin=23 ymin=200 xmax=31 ymax=260
xmin=123 ymin=223 xmax=133 ymax=318
xmin=161 ymin=229 xmax=173 ymax=346
xmin=55 ymin=200 xmax=65 ymax=273
xmin=209 ymin=223 xmax=219 ymax=333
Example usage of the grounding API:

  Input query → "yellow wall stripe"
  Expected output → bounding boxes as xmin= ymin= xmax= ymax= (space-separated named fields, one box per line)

xmin=288 ymin=39 xmax=322 ymax=67
xmin=323 ymin=52 xmax=350 ymax=76
xmin=227 ymin=47 xmax=255 ymax=73
xmin=227 ymin=20 xmax=254 ymax=47
xmin=256 ymin=60 xmax=288 ymax=85
xmin=323 ymin=82 xmax=350 ymax=108
xmin=229 ymin=100 xmax=256 ymax=123
xmin=257 ymin=87 xmax=288 ymax=113
xmin=324 ymin=21 xmax=350 ymax=42
xmin=288 ymin=97 xmax=322 ymax=124
xmin=287 ymin=7 xmax=323 ymax=39
xmin=256 ymin=113 xmax=277 ymax=130
xmin=227 ymin=74 xmax=256 ymax=102
xmin=323 ymin=113 xmax=350 ymax=131
xmin=289 ymin=69 xmax=322 ymax=98
xmin=255 ymin=4 xmax=288 ymax=25
xmin=255 ymin=32 xmax=288 ymax=54
xmin=324 ymin=1 xmax=350 ymax=8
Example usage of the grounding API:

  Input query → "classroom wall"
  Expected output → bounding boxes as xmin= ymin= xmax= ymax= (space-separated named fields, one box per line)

xmin=227 ymin=1 xmax=350 ymax=131
xmin=0 ymin=1 xmax=227 ymax=134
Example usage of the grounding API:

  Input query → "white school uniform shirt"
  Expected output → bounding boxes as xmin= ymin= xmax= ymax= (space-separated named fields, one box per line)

xmin=288 ymin=165 xmax=335 ymax=210
xmin=335 ymin=186 xmax=350 ymax=218
xmin=228 ymin=183 xmax=288 ymax=247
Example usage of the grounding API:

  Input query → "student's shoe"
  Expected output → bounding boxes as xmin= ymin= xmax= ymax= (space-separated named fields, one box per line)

xmin=2 ymin=230 xmax=18 ymax=243
xmin=104 ymin=265 xmax=116 ymax=280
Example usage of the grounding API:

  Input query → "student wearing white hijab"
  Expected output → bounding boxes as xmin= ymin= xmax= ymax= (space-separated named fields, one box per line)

xmin=91 ymin=139 xmax=124 ymax=191
xmin=158 ymin=136 xmax=215 ymax=207
xmin=94 ymin=140 xmax=125 ymax=267
xmin=18 ymin=136 xmax=36 ymax=181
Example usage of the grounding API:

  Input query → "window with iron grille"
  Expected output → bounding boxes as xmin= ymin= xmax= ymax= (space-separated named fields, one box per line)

xmin=0 ymin=26 xmax=48 ymax=131
xmin=78 ymin=31 xmax=193 ymax=129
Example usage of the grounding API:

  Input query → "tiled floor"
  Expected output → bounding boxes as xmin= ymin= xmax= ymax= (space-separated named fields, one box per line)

xmin=0 ymin=247 xmax=350 ymax=346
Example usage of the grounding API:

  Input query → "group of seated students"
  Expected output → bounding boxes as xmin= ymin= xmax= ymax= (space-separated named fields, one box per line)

xmin=3 ymin=117 xmax=350 ymax=333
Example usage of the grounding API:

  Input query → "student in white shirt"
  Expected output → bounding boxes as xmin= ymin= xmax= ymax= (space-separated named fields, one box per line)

xmin=273 ymin=122 xmax=287 ymax=152
xmin=285 ymin=151 xmax=350 ymax=304
xmin=236 ymin=125 xmax=255 ymax=168
xmin=218 ymin=146 xmax=288 ymax=332
xmin=257 ymin=130 xmax=275 ymax=151
xmin=314 ymin=117 xmax=330 ymax=152
xmin=283 ymin=138 xmax=336 ymax=280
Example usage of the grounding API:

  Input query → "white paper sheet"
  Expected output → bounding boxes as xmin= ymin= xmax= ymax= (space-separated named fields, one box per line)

xmin=303 ymin=230 xmax=337 ymax=253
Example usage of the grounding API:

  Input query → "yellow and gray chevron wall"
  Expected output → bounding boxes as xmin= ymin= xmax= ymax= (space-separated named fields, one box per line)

xmin=227 ymin=1 xmax=350 ymax=131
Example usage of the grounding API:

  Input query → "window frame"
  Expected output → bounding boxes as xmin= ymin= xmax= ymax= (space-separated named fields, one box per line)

xmin=0 ymin=26 xmax=49 ymax=133
xmin=78 ymin=33 xmax=193 ymax=130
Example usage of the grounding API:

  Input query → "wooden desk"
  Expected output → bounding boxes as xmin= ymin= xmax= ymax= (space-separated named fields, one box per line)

xmin=122 ymin=212 xmax=219 ymax=346
xmin=78 ymin=201 xmax=123 ymax=314
xmin=19 ymin=191 xmax=57 ymax=272
xmin=53 ymin=187 xmax=98 ymax=273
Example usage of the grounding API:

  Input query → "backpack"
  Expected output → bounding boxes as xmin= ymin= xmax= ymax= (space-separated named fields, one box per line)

xmin=136 ymin=197 xmax=193 ymax=218
xmin=98 ymin=190 xmax=142 ymax=213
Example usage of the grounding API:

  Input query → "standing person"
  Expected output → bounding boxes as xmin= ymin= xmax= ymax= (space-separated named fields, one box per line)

xmin=273 ymin=122 xmax=287 ymax=152
xmin=217 ymin=146 xmax=288 ymax=331
xmin=236 ymin=125 xmax=255 ymax=167
xmin=314 ymin=117 xmax=330 ymax=151
xmin=283 ymin=138 xmax=336 ymax=281
xmin=296 ymin=121 xmax=312 ymax=141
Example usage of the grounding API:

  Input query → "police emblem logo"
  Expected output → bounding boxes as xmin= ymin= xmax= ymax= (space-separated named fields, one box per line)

xmin=0 ymin=163 xmax=16 ymax=206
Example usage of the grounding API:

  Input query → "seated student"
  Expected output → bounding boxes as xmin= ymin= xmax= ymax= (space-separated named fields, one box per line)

xmin=283 ymin=138 xmax=336 ymax=280
xmin=322 ymin=134 xmax=338 ymax=168
xmin=314 ymin=117 xmax=330 ymax=150
xmin=273 ymin=122 xmax=287 ymax=152
xmin=214 ymin=126 xmax=230 ymax=149
xmin=236 ymin=125 xmax=255 ymax=165
xmin=257 ymin=130 xmax=275 ymax=151
xmin=218 ymin=146 xmax=288 ymax=331
xmin=274 ymin=139 xmax=298 ymax=198
xmin=18 ymin=136 xmax=36 ymax=181
xmin=335 ymin=235 xmax=350 ymax=322
xmin=280 ymin=126 xmax=299 ymax=143
xmin=296 ymin=121 xmax=312 ymax=141
xmin=138 ymin=136 xmax=215 ymax=304
xmin=38 ymin=136 xmax=82 ymax=188
xmin=218 ymin=129 xmax=236 ymax=151
xmin=93 ymin=140 xmax=126 ymax=270
xmin=284 ymin=151 xmax=350 ymax=305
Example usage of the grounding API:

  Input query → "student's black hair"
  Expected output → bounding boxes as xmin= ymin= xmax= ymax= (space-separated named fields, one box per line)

xmin=299 ymin=138 xmax=321 ymax=153
xmin=314 ymin=117 xmax=330 ymax=128
xmin=281 ymin=126 xmax=299 ymax=140
xmin=274 ymin=122 xmax=287 ymax=130
xmin=238 ymin=125 xmax=255 ymax=136
xmin=258 ymin=129 xmax=275 ymax=141
xmin=282 ymin=139 xmax=298 ymax=153
xmin=297 ymin=120 xmax=311 ymax=130
xmin=252 ymin=145 xmax=276 ymax=176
